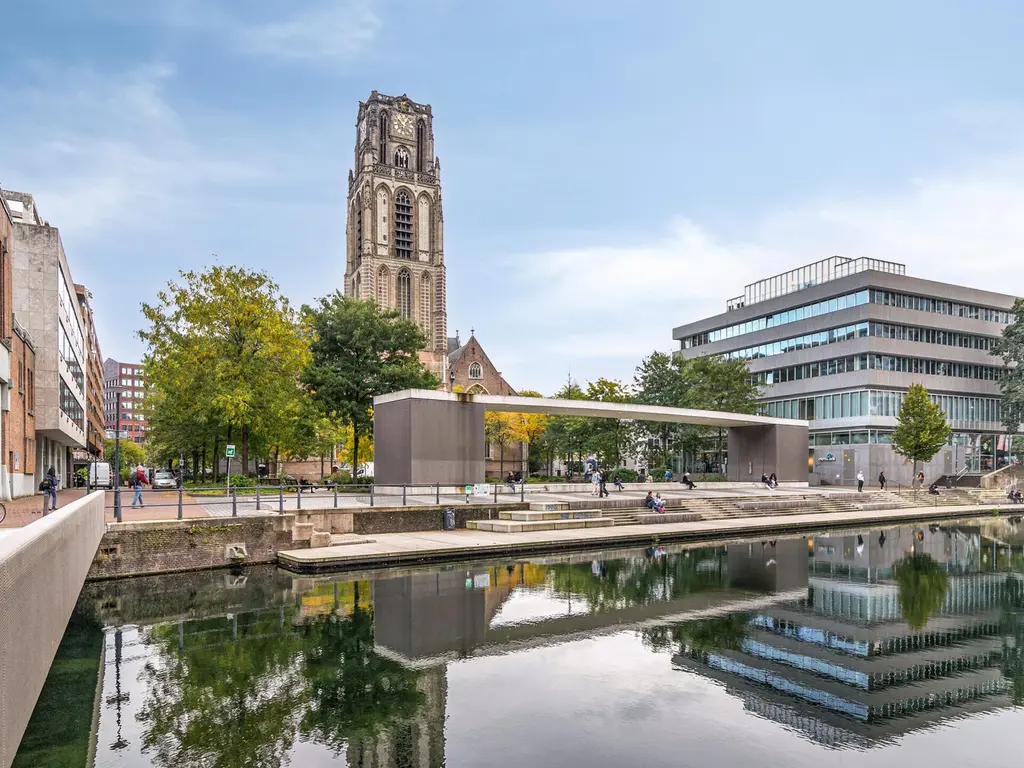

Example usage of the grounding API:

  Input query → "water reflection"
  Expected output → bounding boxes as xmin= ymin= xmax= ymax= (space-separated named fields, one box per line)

xmin=15 ymin=517 xmax=1024 ymax=766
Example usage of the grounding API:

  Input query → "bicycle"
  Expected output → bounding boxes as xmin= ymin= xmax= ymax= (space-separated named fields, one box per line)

xmin=0 ymin=502 xmax=6 ymax=524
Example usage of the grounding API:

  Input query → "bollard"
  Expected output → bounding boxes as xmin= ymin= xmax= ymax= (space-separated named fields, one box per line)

xmin=333 ymin=483 xmax=338 ymax=508
xmin=436 ymin=482 xmax=440 ymax=505
xmin=42 ymin=492 xmax=49 ymax=516
xmin=297 ymin=484 xmax=302 ymax=510
xmin=521 ymin=482 xmax=525 ymax=502
xmin=232 ymin=488 xmax=238 ymax=517
xmin=177 ymin=487 xmax=183 ymax=520
xmin=493 ymin=484 xmax=498 ymax=504
xmin=403 ymin=485 xmax=407 ymax=506
xmin=256 ymin=485 xmax=261 ymax=511
xmin=279 ymin=485 xmax=284 ymax=513
xmin=370 ymin=484 xmax=375 ymax=507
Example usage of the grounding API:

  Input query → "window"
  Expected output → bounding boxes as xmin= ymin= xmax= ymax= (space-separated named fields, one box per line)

xmin=394 ymin=146 xmax=409 ymax=168
xmin=378 ymin=110 xmax=388 ymax=161
xmin=394 ymin=191 xmax=413 ymax=259
xmin=396 ymin=269 xmax=412 ymax=318
xmin=60 ymin=379 xmax=84 ymax=424
xmin=416 ymin=120 xmax=426 ymax=171
xmin=469 ymin=362 xmax=483 ymax=379
xmin=419 ymin=274 xmax=432 ymax=331
xmin=468 ymin=383 xmax=488 ymax=394
xmin=376 ymin=266 xmax=391 ymax=307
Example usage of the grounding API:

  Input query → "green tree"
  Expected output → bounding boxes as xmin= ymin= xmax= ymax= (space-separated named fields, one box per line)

xmin=485 ymin=411 xmax=527 ymax=479
xmin=891 ymin=383 xmax=952 ymax=484
xmin=633 ymin=353 xmax=687 ymax=470
xmin=687 ymin=355 xmax=760 ymax=470
xmin=302 ymin=294 xmax=438 ymax=478
xmin=894 ymin=554 xmax=950 ymax=629
xmin=140 ymin=266 xmax=309 ymax=475
xmin=104 ymin=438 xmax=146 ymax=479
xmin=583 ymin=378 xmax=632 ymax=467
xmin=992 ymin=297 xmax=1024 ymax=434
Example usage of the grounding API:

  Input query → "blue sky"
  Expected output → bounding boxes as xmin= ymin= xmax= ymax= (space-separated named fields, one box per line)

xmin=4 ymin=0 xmax=1024 ymax=394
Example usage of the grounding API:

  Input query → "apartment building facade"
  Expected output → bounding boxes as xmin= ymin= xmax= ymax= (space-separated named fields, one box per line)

xmin=75 ymin=284 xmax=105 ymax=458
xmin=4 ymin=189 xmax=88 ymax=489
xmin=673 ymin=257 xmax=1019 ymax=485
xmin=103 ymin=358 xmax=148 ymax=444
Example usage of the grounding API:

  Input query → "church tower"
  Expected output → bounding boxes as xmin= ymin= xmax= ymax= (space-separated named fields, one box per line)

xmin=344 ymin=91 xmax=448 ymax=384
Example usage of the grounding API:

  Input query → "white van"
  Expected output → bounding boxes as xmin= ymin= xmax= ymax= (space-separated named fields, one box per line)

xmin=89 ymin=461 xmax=113 ymax=489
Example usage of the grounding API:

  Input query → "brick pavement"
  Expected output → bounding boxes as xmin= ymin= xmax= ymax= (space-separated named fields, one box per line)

xmin=0 ymin=489 xmax=90 ymax=528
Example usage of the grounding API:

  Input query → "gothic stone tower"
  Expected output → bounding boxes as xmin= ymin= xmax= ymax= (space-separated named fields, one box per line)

xmin=344 ymin=91 xmax=448 ymax=384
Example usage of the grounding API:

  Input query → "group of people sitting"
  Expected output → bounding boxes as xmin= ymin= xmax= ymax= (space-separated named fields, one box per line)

xmin=505 ymin=471 xmax=524 ymax=491
xmin=760 ymin=472 xmax=778 ymax=489
xmin=1007 ymin=488 xmax=1024 ymax=504
xmin=644 ymin=491 xmax=666 ymax=512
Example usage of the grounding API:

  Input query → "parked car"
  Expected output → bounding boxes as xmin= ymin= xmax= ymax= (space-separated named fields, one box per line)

xmin=152 ymin=470 xmax=178 ymax=490
xmin=88 ymin=461 xmax=113 ymax=489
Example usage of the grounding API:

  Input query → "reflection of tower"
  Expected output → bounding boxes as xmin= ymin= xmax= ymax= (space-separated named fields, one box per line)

xmin=345 ymin=665 xmax=448 ymax=768
xmin=105 ymin=629 xmax=130 ymax=751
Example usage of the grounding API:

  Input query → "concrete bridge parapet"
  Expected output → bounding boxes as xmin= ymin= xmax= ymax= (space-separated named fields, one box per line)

xmin=0 ymin=490 xmax=105 ymax=768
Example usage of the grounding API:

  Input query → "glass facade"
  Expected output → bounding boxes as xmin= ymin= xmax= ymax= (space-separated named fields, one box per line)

xmin=684 ymin=286 xmax=1012 ymax=349
xmin=722 ymin=321 xmax=999 ymax=362
xmin=752 ymin=353 xmax=1004 ymax=385
xmin=762 ymin=390 xmax=1004 ymax=426
xmin=59 ymin=379 xmax=84 ymax=424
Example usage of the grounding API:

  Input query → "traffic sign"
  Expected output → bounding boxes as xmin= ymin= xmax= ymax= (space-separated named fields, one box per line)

xmin=226 ymin=444 xmax=236 ymax=458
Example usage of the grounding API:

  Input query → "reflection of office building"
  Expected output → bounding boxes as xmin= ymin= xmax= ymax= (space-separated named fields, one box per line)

xmin=673 ymin=256 xmax=1021 ymax=483
xmin=727 ymin=539 xmax=809 ymax=593
xmin=674 ymin=527 xmax=1015 ymax=747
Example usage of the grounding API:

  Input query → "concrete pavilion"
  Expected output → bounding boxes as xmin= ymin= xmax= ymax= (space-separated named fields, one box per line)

xmin=373 ymin=389 xmax=809 ymax=485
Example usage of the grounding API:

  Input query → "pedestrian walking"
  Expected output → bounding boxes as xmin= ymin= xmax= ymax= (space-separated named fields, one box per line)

xmin=856 ymin=470 xmax=865 ymax=492
xmin=590 ymin=470 xmax=601 ymax=496
xmin=43 ymin=466 xmax=59 ymax=512
xmin=131 ymin=464 xmax=149 ymax=508
xmin=599 ymin=468 xmax=609 ymax=498
xmin=878 ymin=470 xmax=886 ymax=490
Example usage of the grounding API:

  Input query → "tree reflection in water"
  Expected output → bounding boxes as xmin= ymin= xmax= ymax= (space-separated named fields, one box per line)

xmin=136 ymin=593 xmax=424 ymax=767
xmin=893 ymin=554 xmax=951 ymax=630
xmin=547 ymin=547 xmax=727 ymax=611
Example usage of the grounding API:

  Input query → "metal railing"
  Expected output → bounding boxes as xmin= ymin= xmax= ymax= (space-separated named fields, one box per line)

xmin=110 ymin=482 xmax=530 ymax=522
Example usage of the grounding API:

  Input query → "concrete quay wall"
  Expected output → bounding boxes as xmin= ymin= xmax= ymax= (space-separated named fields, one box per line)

xmin=0 ymin=490 xmax=105 ymax=768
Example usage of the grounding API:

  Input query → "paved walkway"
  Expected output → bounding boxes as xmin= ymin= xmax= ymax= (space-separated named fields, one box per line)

xmin=0 ymin=489 xmax=90 ymax=528
xmin=278 ymin=503 xmax=1007 ymax=572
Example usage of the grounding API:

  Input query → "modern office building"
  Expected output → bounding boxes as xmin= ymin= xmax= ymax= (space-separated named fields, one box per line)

xmin=103 ymin=358 xmax=148 ymax=443
xmin=673 ymin=256 xmax=1020 ymax=485
xmin=4 ymin=189 xmax=88 ymax=488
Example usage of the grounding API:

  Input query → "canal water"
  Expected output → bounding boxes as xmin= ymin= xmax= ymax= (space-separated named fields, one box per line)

xmin=15 ymin=517 xmax=1024 ymax=767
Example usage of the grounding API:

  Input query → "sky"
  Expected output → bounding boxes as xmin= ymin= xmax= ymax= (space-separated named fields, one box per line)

xmin=3 ymin=0 xmax=1024 ymax=394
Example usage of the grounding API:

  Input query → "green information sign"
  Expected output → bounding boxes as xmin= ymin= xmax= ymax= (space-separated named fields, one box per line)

xmin=226 ymin=444 xmax=236 ymax=458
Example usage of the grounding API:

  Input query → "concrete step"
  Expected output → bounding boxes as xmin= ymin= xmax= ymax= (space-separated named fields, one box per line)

xmin=528 ymin=501 xmax=570 ymax=512
xmin=467 ymin=517 xmax=615 ymax=533
xmin=501 ymin=509 xmax=602 ymax=521
xmin=329 ymin=534 xmax=376 ymax=546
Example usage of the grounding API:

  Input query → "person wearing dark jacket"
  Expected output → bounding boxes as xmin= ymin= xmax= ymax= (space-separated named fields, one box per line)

xmin=878 ymin=470 xmax=886 ymax=490
xmin=44 ymin=466 xmax=58 ymax=511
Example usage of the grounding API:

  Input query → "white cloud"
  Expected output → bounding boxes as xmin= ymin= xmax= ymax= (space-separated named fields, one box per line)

xmin=2 ymin=63 xmax=268 ymax=237
xmin=237 ymin=0 xmax=381 ymax=61
xmin=493 ymin=147 xmax=1024 ymax=393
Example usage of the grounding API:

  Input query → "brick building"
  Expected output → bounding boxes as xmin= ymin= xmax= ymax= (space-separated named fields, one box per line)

xmin=75 ymin=285 xmax=104 ymax=458
xmin=103 ymin=358 xmax=148 ymax=444
xmin=1 ymin=195 xmax=38 ymax=499
xmin=447 ymin=331 xmax=526 ymax=478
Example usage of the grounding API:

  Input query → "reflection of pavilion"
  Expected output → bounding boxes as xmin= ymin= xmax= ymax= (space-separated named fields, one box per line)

xmin=673 ymin=525 xmax=1017 ymax=748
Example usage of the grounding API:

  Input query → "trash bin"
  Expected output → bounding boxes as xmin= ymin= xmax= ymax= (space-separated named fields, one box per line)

xmin=443 ymin=508 xmax=456 ymax=531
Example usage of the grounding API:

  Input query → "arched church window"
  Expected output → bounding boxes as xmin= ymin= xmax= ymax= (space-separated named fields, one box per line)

xmin=469 ymin=362 xmax=483 ymax=379
xmin=394 ymin=191 xmax=413 ymax=260
xmin=419 ymin=274 xmax=432 ymax=332
xmin=416 ymin=120 xmax=426 ymax=171
xmin=396 ymin=269 xmax=412 ymax=318
xmin=378 ymin=111 xmax=388 ymax=161
xmin=394 ymin=146 xmax=409 ymax=169
xmin=468 ymin=383 xmax=487 ymax=394
xmin=376 ymin=266 xmax=391 ymax=307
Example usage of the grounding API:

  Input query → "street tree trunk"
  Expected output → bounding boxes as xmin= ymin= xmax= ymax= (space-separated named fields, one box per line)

xmin=241 ymin=424 xmax=249 ymax=477
xmin=212 ymin=436 xmax=220 ymax=483
xmin=351 ymin=423 xmax=360 ymax=484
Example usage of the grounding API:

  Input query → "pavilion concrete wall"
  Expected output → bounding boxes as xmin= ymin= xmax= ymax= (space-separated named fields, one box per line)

xmin=727 ymin=424 xmax=809 ymax=483
xmin=375 ymin=397 xmax=486 ymax=485
xmin=0 ymin=490 xmax=104 ymax=768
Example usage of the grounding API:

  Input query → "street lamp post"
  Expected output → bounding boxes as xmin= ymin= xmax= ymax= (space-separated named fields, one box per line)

xmin=114 ymin=390 xmax=122 ymax=522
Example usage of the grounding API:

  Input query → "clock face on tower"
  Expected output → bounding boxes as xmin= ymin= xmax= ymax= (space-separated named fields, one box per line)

xmin=392 ymin=113 xmax=414 ymax=136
